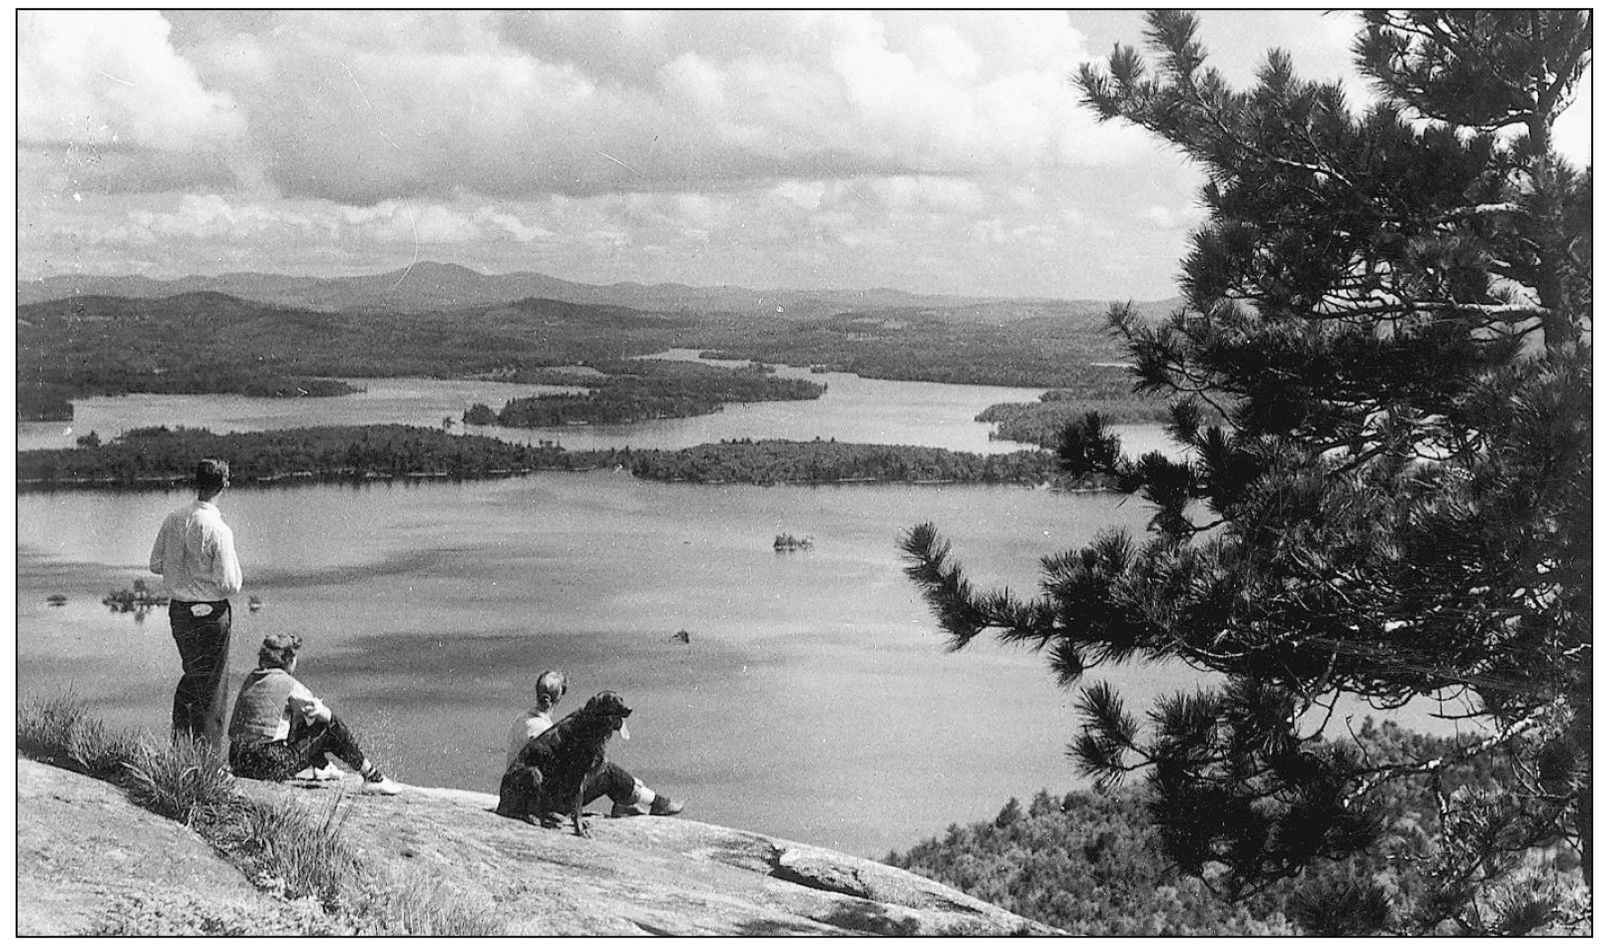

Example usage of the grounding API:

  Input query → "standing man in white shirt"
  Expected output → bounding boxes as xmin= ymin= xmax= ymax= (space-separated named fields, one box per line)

xmin=150 ymin=458 xmax=244 ymax=748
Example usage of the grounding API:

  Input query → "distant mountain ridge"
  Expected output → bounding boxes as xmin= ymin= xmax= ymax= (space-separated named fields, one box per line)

xmin=18 ymin=261 xmax=1108 ymax=318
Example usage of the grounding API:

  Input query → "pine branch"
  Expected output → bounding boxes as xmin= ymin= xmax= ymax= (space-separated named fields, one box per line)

xmin=899 ymin=523 xmax=1055 ymax=651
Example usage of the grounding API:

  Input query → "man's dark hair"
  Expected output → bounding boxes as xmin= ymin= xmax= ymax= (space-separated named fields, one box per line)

xmin=195 ymin=458 xmax=230 ymax=494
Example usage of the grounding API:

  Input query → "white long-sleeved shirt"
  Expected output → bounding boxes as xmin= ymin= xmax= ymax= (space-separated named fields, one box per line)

xmin=505 ymin=708 xmax=554 ymax=768
xmin=149 ymin=499 xmax=244 ymax=602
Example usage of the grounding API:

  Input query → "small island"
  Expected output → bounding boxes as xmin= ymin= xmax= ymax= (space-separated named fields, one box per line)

xmin=102 ymin=579 xmax=168 ymax=619
xmin=773 ymin=533 xmax=814 ymax=552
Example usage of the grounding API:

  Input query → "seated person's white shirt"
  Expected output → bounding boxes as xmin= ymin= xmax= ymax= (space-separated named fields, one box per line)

xmin=505 ymin=708 xmax=554 ymax=768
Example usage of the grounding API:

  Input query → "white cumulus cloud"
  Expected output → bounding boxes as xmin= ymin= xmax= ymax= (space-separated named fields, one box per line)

xmin=18 ymin=11 xmax=245 ymax=152
xmin=145 ymin=10 xmax=1128 ymax=204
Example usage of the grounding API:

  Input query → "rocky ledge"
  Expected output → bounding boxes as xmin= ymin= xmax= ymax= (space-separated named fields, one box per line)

xmin=17 ymin=757 xmax=1058 ymax=936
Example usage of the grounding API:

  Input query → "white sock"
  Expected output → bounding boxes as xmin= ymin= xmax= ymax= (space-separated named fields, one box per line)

xmin=633 ymin=782 xmax=656 ymax=808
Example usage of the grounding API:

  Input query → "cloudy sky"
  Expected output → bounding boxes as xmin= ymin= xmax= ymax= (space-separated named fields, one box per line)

xmin=16 ymin=10 xmax=1593 ymax=301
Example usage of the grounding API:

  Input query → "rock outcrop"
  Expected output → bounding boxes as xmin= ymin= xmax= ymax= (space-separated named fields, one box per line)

xmin=17 ymin=757 xmax=1058 ymax=936
xmin=16 ymin=757 xmax=335 ymax=935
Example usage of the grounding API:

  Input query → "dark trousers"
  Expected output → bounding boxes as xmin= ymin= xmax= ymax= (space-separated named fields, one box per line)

xmin=581 ymin=760 xmax=639 ymax=807
xmin=230 ymin=715 xmax=369 ymax=781
xmin=169 ymin=599 xmax=232 ymax=747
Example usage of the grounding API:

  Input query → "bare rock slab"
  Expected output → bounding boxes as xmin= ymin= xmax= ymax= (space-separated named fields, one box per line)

xmin=17 ymin=756 xmax=1057 ymax=937
xmin=16 ymin=756 xmax=332 ymax=936
xmin=240 ymin=777 xmax=1060 ymax=936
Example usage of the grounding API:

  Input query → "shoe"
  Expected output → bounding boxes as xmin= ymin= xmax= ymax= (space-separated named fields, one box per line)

xmin=310 ymin=762 xmax=344 ymax=781
xmin=291 ymin=760 xmax=343 ymax=782
xmin=611 ymin=793 xmax=684 ymax=817
xmin=360 ymin=774 xmax=403 ymax=796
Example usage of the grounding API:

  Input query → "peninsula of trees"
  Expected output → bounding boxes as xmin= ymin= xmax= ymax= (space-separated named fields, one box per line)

xmin=14 ymin=425 xmax=623 ymax=490
xmin=976 ymin=373 xmax=1169 ymax=449
xmin=464 ymin=359 xmax=825 ymax=428
xmin=15 ymin=425 xmax=1071 ymax=491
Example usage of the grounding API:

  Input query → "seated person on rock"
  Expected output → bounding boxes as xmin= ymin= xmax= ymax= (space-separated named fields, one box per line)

xmin=228 ymin=632 xmax=402 ymax=795
xmin=506 ymin=669 xmax=683 ymax=817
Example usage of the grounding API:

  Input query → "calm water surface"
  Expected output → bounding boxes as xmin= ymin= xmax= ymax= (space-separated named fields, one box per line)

xmin=18 ymin=475 xmax=1193 ymax=858
xmin=16 ymin=362 xmax=1196 ymax=858
xmin=16 ymin=377 xmax=585 ymax=453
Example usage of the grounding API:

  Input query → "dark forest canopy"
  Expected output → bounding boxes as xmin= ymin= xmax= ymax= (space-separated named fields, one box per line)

xmin=627 ymin=438 xmax=1064 ymax=486
xmin=14 ymin=424 xmax=620 ymax=489
xmin=16 ymin=425 xmax=1072 ymax=492
xmin=469 ymin=359 xmax=826 ymax=428
xmin=976 ymin=375 xmax=1171 ymax=449
xmin=888 ymin=720 xmax=1586 ymax=936
xmin=13 ymin=292 xmax=688 ymax=418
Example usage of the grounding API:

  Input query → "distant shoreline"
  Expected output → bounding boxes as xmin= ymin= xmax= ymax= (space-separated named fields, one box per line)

xmin=16 ymin=425 xmax=1100 ymax=493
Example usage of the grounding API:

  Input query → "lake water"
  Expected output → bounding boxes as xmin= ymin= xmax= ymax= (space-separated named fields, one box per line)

xmin=18 ymin=475 xmax=1193 ymax=859
xmin=15 ymin=362 xmax=1193 ymax=859
xmin=17 ymin=350 xmax=1181 ymax=458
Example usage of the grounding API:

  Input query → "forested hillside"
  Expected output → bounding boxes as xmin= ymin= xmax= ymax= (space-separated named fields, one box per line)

xmin=14 ymin=292 xmax=689 ymax=409
xmin=890 ymin=786 xmax=1294 ymax=936
xmin=691 ymin=307 xmax=1142 ymax=389
xmin=889 ymin=721 xmax=1587 ymax=936
xmin=16 ymin=288 xmax=1160 ymax=420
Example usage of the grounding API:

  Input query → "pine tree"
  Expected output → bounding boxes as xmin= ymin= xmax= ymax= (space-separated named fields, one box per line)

xmin=903 ymin=10 xmax=1590 ymax=935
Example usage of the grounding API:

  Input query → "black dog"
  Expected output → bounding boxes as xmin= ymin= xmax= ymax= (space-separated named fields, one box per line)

xmin=496 ymin=691 xmax=632 ymax=837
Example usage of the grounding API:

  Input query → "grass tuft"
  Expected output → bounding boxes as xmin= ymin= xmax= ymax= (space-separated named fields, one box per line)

xmin=363 ymin=871 xmax=508 ymax=936
xmin=17 ymin=692 xmax=148 ymax=781
xmin=213 ymin=794 xmax=365 ymax=910
xmin=123 ymin=736 xmax=236 ymax=826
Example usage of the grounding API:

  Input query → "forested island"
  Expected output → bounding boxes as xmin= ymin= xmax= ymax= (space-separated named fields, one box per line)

xmin=464 ymin=359 xmax=825 ymax=428
xmin=628 ymin=438 xmax=1063 ymax=486
xmin=13 ymin=425 xmax=627 ymax=489
xmin=15 ymin=425 xmax=1074 ymax=491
